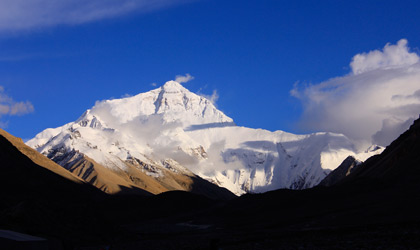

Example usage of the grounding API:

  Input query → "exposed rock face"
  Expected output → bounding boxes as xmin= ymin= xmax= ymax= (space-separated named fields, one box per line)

xmin=318 ymin=156 xmax=362 ymax=187
xmin=45 ymin=145 xmax=235 ymax=199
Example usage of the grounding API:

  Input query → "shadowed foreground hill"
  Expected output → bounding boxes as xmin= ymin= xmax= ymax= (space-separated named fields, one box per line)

xmin=339 ymin=117 xmax=420 ymax=186
xmin=0 ymin=129 xmax=126 ymax=245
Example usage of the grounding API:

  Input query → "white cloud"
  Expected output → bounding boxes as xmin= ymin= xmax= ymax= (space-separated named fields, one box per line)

xmin=0 ymin=86 xmax=34 ymax=127
xmin=175 ymin=73 xmax=194 ymax=84
xmin=0 ymin=0 xmax=191 ymax=33
xmin=292 ymin=39 xmax=420 ymax=148
xmin=350 ymin=39 xmax=419 ymax=75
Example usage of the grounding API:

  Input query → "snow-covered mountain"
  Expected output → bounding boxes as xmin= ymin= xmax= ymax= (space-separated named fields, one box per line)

xmin=27 ymin=80 xmax=383 ymax=195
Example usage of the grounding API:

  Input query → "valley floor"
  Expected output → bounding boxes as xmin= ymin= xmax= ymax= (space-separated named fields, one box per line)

xmin=72 ymin=220 xmax=420 ymax=250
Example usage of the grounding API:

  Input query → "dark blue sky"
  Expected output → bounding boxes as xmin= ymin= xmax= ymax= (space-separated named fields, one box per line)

xmin=1 ymin=0 xmax=420 ymax=139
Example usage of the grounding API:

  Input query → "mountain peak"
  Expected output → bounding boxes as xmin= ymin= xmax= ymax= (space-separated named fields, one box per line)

xmin=150 ymin=80 xmax=233 ymax=126
xmin=79 ymin=80 xmax=233 ymax=127
xmin=161 ymin=80 xmax=185 ymax=92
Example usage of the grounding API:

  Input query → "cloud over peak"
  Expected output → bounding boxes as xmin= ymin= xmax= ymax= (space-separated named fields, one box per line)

xmin=292 ymin=39 xmax=420 ymax=148
xmin=175 ymin=73 xmax=194 ymax=84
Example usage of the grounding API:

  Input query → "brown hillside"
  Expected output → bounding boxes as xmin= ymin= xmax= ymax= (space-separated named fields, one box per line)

xmin=0 ymin=128 xmax=83 ymax=184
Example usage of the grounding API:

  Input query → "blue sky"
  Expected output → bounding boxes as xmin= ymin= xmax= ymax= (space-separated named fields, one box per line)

xmin=1 ymin=0 xmax=420 ymax=145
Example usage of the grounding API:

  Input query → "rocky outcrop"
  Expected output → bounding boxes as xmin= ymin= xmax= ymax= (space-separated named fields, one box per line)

xmin=318 ymin=156 xmax=362 ymax=187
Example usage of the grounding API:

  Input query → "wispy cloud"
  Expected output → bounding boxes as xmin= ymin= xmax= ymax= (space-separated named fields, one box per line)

xmin=175 ymin=73 xmax=194 ymax=84
xmin=0 ymin=0 xmax=192 ymax=33
xmin=291 ymin=39 xmax=420 ymax=147
xmin=198 ymin=89 xmax=219 ymax=105
xmin=0 ymin=86 xmax=34 ymax=128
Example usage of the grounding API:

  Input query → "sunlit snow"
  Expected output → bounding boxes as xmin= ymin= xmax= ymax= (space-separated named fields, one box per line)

xmin=27 ymin=81 xmax=383 ymax=195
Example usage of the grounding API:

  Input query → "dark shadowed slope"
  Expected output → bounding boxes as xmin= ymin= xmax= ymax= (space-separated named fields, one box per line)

xmin=0 ymin=129 xmax=147 ymax=246
xmin=339 ymin=117 xmax=420 ymax=187
xmin=0 ymin=128 xmax=84 ymax=184
xmin=0 ymin=129 xmax=100 ymax=201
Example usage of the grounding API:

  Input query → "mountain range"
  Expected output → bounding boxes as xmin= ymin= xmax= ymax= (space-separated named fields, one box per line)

xmin=27 ymin=80 xmax=383 ymax=195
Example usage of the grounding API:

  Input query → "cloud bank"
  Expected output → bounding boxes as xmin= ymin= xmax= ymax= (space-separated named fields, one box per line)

xmin=292 ymin=39 xmax=420 ymax=148
xmin=0 ymin=0 xmax=190 ymax=33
